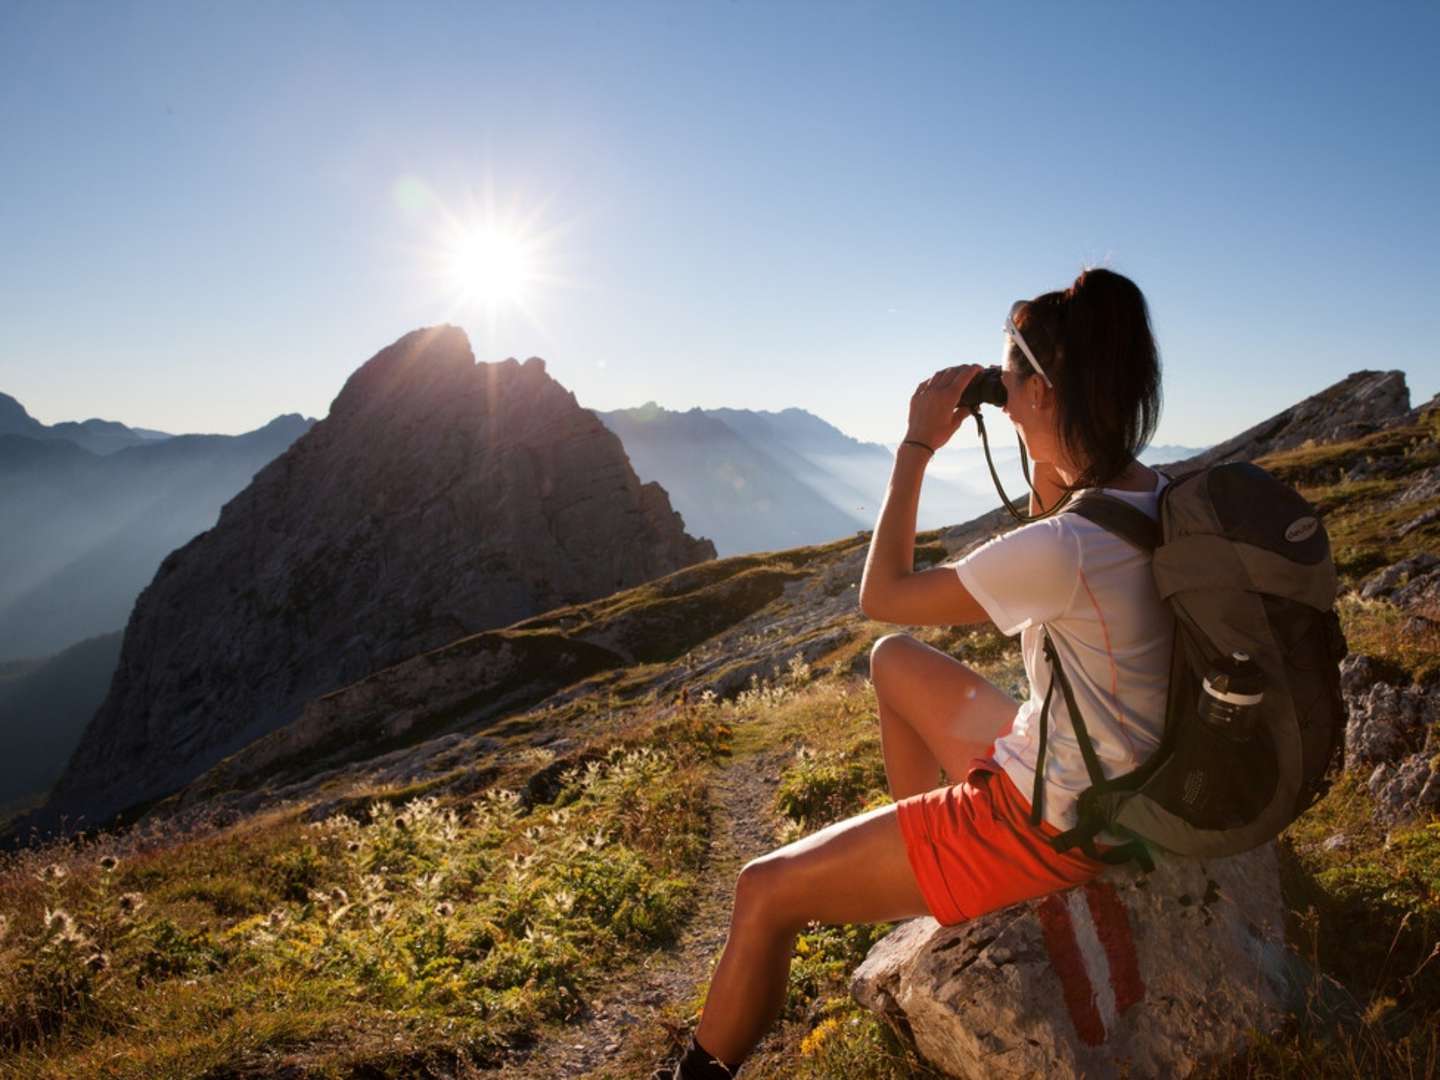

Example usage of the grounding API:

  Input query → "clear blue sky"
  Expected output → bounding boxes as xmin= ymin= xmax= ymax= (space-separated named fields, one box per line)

xmin=2 ymin=0 xmax=1436 ymax=449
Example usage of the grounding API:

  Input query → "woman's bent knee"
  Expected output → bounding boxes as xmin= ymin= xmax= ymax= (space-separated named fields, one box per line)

xmin=869 ymin=632 xmax=916 ymax=683
xmin=733 ymin=855 xmax=807 ymax=936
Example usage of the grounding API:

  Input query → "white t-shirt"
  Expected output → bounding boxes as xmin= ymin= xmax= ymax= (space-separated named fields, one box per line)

xmin=952 ymin=471 xmax=1175 ymax=834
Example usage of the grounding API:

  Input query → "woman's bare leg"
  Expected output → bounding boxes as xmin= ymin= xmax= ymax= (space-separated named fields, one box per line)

xmin=692 ymin=802 xmax=930 ymax=1066
xmin=869 ymin=633 xmax=1019 ymax=799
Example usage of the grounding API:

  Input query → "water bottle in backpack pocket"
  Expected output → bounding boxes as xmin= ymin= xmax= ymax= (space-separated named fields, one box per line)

xmin=1167 ymin=651 xmax=1275 ymax=831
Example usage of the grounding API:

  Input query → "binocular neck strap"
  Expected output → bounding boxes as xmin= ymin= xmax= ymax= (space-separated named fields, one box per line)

xmin=970 ymin=406 xmax=1070 ymax=525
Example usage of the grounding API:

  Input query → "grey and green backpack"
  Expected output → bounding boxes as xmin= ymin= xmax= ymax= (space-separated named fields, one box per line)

xmin=1028 ymin=461 xmax=1350 ymax=871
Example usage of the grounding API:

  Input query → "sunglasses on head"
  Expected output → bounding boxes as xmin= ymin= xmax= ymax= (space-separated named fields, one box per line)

xmin=1005 ymin=300 xmax=1055 ymax=388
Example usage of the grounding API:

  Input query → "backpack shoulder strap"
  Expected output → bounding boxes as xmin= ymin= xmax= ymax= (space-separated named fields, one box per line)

xmin=1065 ymin=492 xmax=1162 ymax=552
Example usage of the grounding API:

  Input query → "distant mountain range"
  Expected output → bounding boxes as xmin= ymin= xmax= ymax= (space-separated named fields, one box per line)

xmin=0 ymin=405 xmax=316 ymax=663
xmin=596 ymin=403 xmax=991 ymax=556
xmin=0 ymin=391 xmax=173 ymax=454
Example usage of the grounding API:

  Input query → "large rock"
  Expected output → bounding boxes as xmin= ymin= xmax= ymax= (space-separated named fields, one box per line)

xmin=852 ymin=845 xmax=1300 ymax=1079
xmin=20 ymin=326 xmax=714 ymax=839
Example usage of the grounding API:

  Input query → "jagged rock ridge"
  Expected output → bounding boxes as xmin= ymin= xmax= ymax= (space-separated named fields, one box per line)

xmin=34 ymin=325 xmax=714 ymax=833
xmin=1164 ymin=369 xmax=1412 ymax=472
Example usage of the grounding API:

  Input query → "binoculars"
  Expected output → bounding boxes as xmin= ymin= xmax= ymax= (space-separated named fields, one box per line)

xmin=958 ymin=366 xmax=1007 ymax=411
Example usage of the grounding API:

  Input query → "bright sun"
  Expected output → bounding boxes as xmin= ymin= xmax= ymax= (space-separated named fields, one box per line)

xmin=403 ymin=176 xmax=572 ymax=340
xmin=447 ymin=225 xmax=537 ymax=307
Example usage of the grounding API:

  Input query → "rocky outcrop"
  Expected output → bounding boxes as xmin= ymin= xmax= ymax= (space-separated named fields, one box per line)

xmin=1163 ymin=370 xmax=1411 ymax=473
xmin=27 ymin=326 xmax=714 ymax=836
xmin=852 ymin=845 xmax=1307 ymax=1079
xmin=1341 ymin=577 xmax=1440 ymax=828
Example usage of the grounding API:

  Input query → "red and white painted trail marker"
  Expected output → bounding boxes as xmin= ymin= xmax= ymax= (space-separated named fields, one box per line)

xmin=1036 ymin=881 xmax=1146 ymax=1046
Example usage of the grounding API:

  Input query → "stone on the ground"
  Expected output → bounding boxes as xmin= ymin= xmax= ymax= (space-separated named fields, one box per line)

xmin=1358 ymin=554 xmax=1440 ymax=602
xmin=851 ymin=843 xmax=1306 ymax=1080
xmin=1340 ymin=652 xmax=1440 ymax=820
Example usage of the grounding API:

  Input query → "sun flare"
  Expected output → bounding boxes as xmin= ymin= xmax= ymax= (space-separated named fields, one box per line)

xmin=447 ymin=225 xmax=537 ymax=307
xmin=403 ymin=176 xmax=574 ymax=343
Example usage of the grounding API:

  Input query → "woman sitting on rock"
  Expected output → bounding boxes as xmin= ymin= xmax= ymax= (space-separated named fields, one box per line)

xmin=655 ymin=267 xmax=1171 ymax=1079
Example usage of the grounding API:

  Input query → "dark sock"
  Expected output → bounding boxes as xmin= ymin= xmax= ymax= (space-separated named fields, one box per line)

xmin=678 ymin=1033 xmax=742 ymax=1079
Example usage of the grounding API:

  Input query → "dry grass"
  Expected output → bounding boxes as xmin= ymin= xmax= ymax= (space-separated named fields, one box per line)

xmin=0 ymin=703 xmax=723 ymax=1078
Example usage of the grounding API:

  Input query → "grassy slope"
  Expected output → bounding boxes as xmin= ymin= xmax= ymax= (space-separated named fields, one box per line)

xmin=0 ymin=413 xmax=1436 ymax=1078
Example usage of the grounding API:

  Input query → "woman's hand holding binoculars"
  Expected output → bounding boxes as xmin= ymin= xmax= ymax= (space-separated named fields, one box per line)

xmin=905 ymin=363 xmax=984 ymax=455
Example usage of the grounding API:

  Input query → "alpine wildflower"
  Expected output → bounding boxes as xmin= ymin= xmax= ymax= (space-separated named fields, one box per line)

xmin=43 ymin=906 xmax=75 ymax=937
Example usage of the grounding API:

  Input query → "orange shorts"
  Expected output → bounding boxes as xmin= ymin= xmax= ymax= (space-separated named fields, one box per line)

xmin=895 ymin=757 xmax=1106 ymax=926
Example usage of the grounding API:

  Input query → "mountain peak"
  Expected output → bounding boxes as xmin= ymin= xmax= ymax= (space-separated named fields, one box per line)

xmin=327 ymin=328 xmax=569 ymax=431
xmin=0 ymin=392 xmax=44 ymax=437
xmin=33 ymin=328 xmax=712 ymax=834
xmin=328 ymin=325 xmax=473 ymax=419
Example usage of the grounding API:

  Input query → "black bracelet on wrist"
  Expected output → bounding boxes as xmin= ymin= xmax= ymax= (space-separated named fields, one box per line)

xmin=901 ymin=438 xmax=935 ymax=456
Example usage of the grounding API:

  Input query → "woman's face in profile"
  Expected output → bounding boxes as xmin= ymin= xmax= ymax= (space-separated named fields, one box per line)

xmin=1000 ymin=345 xmax=1053 ymax=461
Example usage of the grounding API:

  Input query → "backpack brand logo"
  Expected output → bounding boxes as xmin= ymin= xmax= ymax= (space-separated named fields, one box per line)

xmin=1285 ymin=516 xmax=1319 ymax=543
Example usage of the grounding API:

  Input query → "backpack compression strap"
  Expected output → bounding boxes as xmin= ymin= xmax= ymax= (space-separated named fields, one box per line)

xmin=1034 ymin=630 xmax=1155 ymax=869
xmin=1027 ymin=494 xmax=1163 ymax=871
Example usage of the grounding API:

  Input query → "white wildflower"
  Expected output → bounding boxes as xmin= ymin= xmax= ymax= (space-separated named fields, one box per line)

xmin=43 ymin=907 xmax=75 ymax=936
xmin=413 ymin=871 xmax=445 ymax=895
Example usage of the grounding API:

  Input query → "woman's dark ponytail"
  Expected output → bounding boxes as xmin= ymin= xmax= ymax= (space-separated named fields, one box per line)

xmin=1012 ymin=267 xmax=1162 ymax=493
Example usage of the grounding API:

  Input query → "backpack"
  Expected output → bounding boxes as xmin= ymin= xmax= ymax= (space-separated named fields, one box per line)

xmin=1028 ymin=460 xmax=1350 ymax=872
